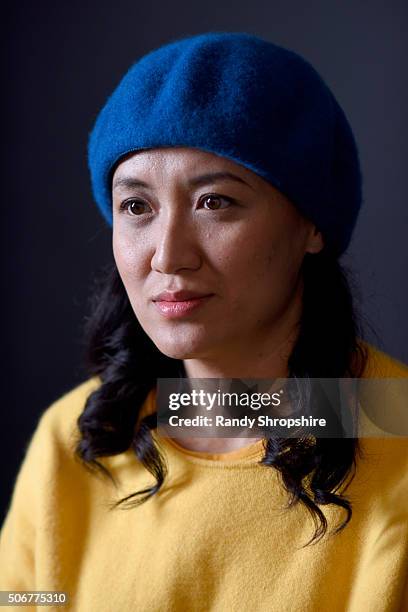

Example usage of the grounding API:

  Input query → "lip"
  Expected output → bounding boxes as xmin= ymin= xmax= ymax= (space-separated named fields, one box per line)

xmin=152 ymin=290 xmax=214 ymax=319
xmin=152 ymin=290 xmax=212 ymax=302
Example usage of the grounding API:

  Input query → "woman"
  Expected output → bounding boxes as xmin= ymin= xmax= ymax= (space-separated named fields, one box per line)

xmin=1 ymin=32 xmax=407 ymax=611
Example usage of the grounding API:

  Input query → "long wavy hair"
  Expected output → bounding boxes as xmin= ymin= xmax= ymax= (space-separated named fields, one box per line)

xmin=75 ymin=248 xmax=372 ymax=546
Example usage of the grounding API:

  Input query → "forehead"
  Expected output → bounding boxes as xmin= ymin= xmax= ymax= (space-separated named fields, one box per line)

xmin=112 ymin=147 xmax=262 ymax=184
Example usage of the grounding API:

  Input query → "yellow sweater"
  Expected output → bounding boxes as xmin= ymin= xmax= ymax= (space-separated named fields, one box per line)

xmin=1 ymin=344 xmax=408 ymax=611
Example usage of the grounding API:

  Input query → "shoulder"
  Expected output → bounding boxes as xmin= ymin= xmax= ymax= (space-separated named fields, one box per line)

xmin=358 ymin=340 xmax=408 ymax=378
xmin=37 ymin=376 xmax=102 ymax=452
xmin=38 ymin=377 xmax=156 ymax=449
xmin=355 ymin=342 xmax=408 ymax=478
xmin=356 ymin=342 xmax=408 ymax=436
xmin=1 ymin=377 xmax=104 ymax=538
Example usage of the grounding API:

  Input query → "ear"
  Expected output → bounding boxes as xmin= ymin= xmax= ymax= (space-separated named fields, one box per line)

xmin=305 ymin=225 xmax=324 ymax=254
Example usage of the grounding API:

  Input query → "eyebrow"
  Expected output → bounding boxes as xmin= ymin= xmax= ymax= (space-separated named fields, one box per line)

xmin=112 ymin=171 xmax=255 ymax=191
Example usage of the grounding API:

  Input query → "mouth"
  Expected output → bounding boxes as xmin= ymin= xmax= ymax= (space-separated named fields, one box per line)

xmin=152 ymin=292 xmax=214 ymax=319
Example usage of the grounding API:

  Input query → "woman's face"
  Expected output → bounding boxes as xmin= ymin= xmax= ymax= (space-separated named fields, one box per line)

xmin=112 ymin=148 xmax=323 ymax=360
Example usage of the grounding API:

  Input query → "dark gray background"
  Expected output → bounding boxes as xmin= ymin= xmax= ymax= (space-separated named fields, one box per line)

xmin=1 ymin=0 xmax=407 ymax=521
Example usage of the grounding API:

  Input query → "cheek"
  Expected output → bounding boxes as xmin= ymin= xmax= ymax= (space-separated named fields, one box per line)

xmin=213 ymin=223 xmax=280 ymax=280
xmin=112 ymin=233 xmax=153 ymax=323
xmin=112 ymin=230 xmax=148 ymax=281
xmin=252 ymin=243 xmax=297 ymax=282
xmin=247 ymin=213 xmax=306 ymax=279
xmin=217 ymin=224 xmax=302 ymax=313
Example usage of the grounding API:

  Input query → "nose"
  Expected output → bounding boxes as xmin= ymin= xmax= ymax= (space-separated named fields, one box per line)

xmin=150 ymin=210 xmax=202 ymax=274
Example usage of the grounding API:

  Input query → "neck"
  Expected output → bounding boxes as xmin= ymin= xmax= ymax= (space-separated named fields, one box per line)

xmin=173 ymin=282 xmax=303 ymax=454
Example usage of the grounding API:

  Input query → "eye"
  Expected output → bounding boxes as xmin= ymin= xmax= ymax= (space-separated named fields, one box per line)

xmin=120 ymin=199 xmax=151 ymax=216
xmin=199 ymin=194 xmax=233 ymax=211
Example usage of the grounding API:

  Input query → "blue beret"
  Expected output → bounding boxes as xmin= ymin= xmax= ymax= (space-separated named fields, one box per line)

xmin=88 ymin=32 xmax=362 ymax=256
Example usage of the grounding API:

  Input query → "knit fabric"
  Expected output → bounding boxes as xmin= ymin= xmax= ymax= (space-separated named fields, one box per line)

xmin=88 ymin=32 xmax=362 ymax=256
xmin=1 ymin=344 xmax=408 ymax=611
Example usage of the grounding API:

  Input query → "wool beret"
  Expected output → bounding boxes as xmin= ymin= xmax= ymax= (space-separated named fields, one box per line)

xmin=88 ymin=32 xmax=362 ymax=256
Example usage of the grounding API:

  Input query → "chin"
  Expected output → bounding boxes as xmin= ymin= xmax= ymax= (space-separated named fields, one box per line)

xmin=150 ymin=330 xmax=215 ymax=361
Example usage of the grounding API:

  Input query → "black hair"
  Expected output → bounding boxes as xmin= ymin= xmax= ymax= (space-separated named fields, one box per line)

xmin=75 ymin=248 xmax=371 ymax=546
